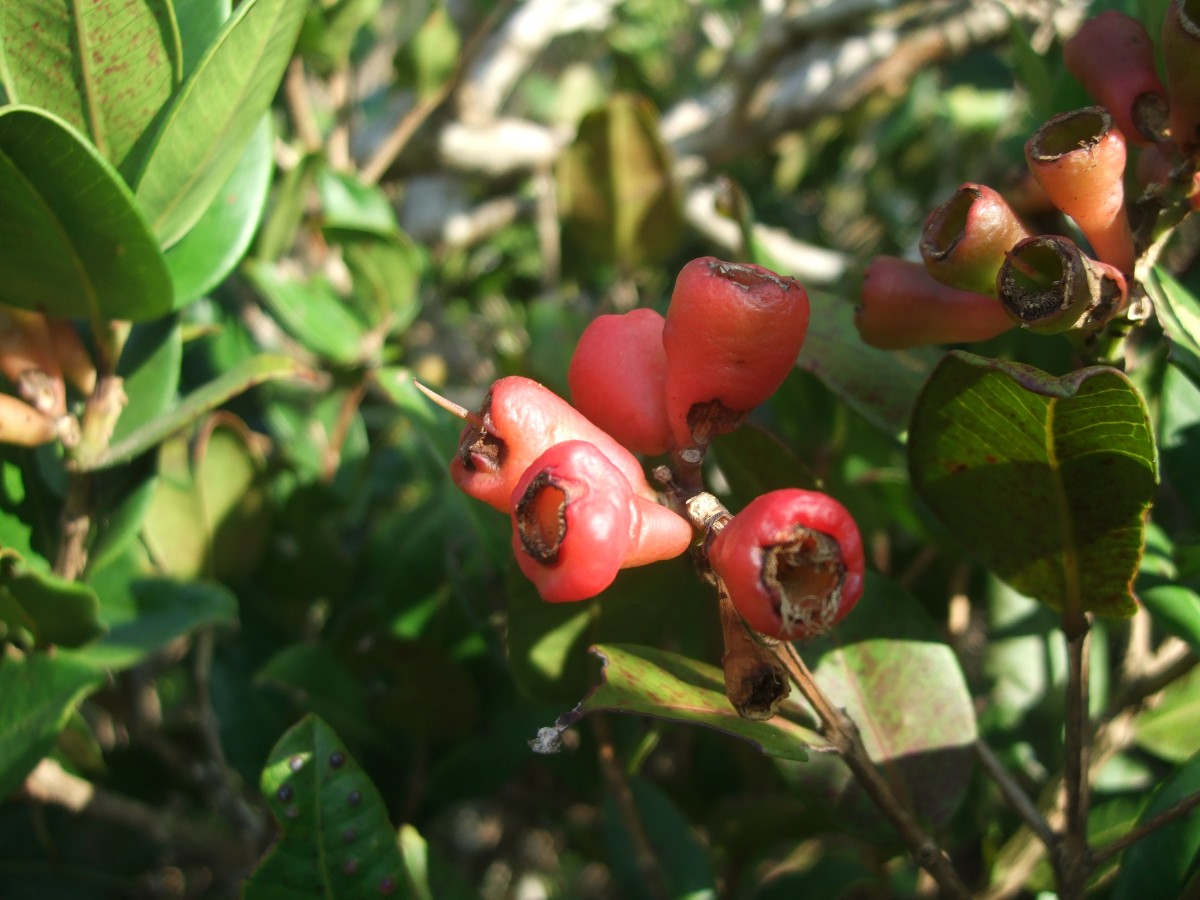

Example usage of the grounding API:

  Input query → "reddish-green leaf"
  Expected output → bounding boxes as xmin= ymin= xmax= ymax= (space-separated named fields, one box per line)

xmin=0 ymin=0 xmax=182 ymax=179
xmin=909 ymin=350 xmax=1157 ymax=621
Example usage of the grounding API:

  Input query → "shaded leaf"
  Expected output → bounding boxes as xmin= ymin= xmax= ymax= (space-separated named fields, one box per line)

xmin=330 ymin=228 xmax=424 ymax=335
xmin=166 ymin=114 xmax=274 ymax=306
xmin=0 ymin=649 xmax=105 ymax=799
xmin=79 ymin=353 xmax=310 ymax=471
xmin=1147 ymin=267 xmax=1200 ymax=392
xmin=783 ymin=575 xmax=977 ymax=834
xmin=797 ymin=289 xmax=938 ymax=437
xmin=256 ymin=151 xmax=321 ymax=262
xmin=245 ymin=262 xmax=370 ymax=365
xmin=0 ymin=106 xmax=173 ymax=321
xmin=245 ymin=715 xmax=410 ymax=899
xmin=568 ymin=644 xmax=817 ymax=761
xmin=1133 ymin=665 xmax=1200 ymax=763
xmin=0 ymin=0 xmax=182 ymax=178
xmin=909 ymin=350 xmax=1157 ymax=621
xmin=134 ymin=0 xmax=307 ymax=248
xmin=1140 ymin=585 xmax=1200 ymax=654
xmin=0 ymin=565 xmax=105 ymax=648
xmin=1112 ymin=750 xmax=1200 ymax=900
xmin=711 ymin=423 xmax=818 ymax=506
xmin=557 ymin=93 xmax=682 ymax=268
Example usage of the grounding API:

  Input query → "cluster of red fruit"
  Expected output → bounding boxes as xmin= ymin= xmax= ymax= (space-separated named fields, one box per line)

xmin=434 ymin=257 xmax=864 ymax=642
xmin=857 ymin=4 xmax=1200 ymax=349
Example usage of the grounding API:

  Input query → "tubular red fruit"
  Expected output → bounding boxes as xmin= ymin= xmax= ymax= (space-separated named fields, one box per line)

xmin=451 ymin=376 xmax=656 ymax=512
xmin=0 ymin=393 xmax=58 ymax=447
xmin=856 ymin=256 xmax=1014 ymax=349
xmin=568 ymin=309 xmax=673 ymax=456
xmin=0 ymin=307 xmax=67 ymax=417
xmin=1163 ymin=0 xmax=1200 ymax=157
xmin=997 ymin=235 xmax=1128 ymax=334
xmin=920 ymin=183 xmax=1032 ymax=295
xmin=510 ymin=441 xmax=692 ymax=602
xmin=1064 ymin=11 xmax=1169 ymax=144
xmin=1025 ymin=107 xmax=1134 ymax=272
xmin=662 ymin=258 xmax=809 ymax=451
xmin=708 ymin=489 xmax=864 ymax=641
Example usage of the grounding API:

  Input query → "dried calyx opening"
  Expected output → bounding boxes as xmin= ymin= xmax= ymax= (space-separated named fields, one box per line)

xmin=709 ymin=260 xmax=795 ymax=293
xmin=1028 ymin=107 xmax=1111 ymax=160
xmin=998 ymin=238 xmax=1086 ymax=328
xmin=921 ymin=186 xmax=979 ymax=259
xmin=1181 ymin=0 xmax=1200 ymax=34
xmin=686 ymin=398 xmax=747 ymax=448
xmin=762 ymin=526 xmax=846 ymax=638
xmin=515 ymin=473 xmax=568 ymax=563
xmin=456 ymin=390 xmax=504 ymax=474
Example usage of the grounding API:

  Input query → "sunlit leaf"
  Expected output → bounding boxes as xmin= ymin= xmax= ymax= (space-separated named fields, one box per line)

xmin=909 ymin=351 xmax=1157 ymax=621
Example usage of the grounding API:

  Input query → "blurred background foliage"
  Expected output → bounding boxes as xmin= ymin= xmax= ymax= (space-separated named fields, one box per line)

xmin=1 ymin=0 xmax=1198 ymax=897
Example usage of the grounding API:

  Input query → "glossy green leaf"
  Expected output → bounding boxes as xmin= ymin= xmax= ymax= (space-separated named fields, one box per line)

xmin=0 ymin=566 xmax=105 ymax=648
xmin=0 ymin=106 xmax=174 ymax=321
xmin=0 ymin=0 xmax=182 ymax=178
xmin=567 ymin=644 xmax=817 ymax=761
xmin=0 ymin=649 xmax=105 ymax=799
xmin=256 ymin=151 xmax=321 ymax=262
xmin=782 ymin=575 xmax=977 ymax=833
xmin=797 ymin=289 xmax=938 ymax=437
xmin=1140 ymin=585 xmax=1200 ymax=654
xmin=83 ymin=565 xmax=238 ymax=670
xmin=174 ymin=0 xmax=232 ymax=77
xmin=317 ymin=169 xmax=396 ymax=232
xmin=1112 ymin=750 xmax=1200 ymax=900
xmin=1159 ymin=360 xmax=1200 ymax=529
xmin=246 ymin=716 xmax=410 ymax=899
xmin=909 ymin=350 xmax=1157 ymax=621
xmin=166 ymin=115 xmax=274 ymax=306
xmin=134 ymin=0 xmax=307 ymax=248
xmin=1134 ymin=665 xmax=1200 ymax=763
xmin=245 ymin=261 xmax=371 ymax=364
xmin=557 ymin=93 xmax=682 ymax=268
xmin=604 ymin=778 xmax=717 ymax=900
xmin=79 ymin=353 xmax=310 ymax=471
xmin=1147 ymin=267 xmax=1200 ymax=392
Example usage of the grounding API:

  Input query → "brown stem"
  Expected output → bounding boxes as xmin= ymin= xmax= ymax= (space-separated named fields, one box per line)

xmin=975 ymin=740 xmax=1057 ymax=851
xmin=718 ymin=588 xmax=790 ymax=720
xmin=1090 ymin=790 xmax=1200 ymax=868
xmin=1057 ymin=626 xmax=1091 ymax=899
xmin=591 ymin=714 xmax=670 ymax=900
xmin=777 ymin=643 xmax=972 ymax=899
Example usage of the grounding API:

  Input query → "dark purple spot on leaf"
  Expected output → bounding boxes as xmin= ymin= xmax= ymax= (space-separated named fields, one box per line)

xmin=379 ymin=877 xmax=396 ymax=895
xmin=276 ymin=785 xmax=294 ymax=803
xmin=343 ymin=859 xmax=359 ymax=876
xmin=343 ymin=827 xmax=357 ymax=844
xmin=348 ymin=790 xmax=362 ymax=806
xmin=329 ymin=751 xmax=345 ymax=768
xmin=285 ymin=805 xmax=299 ymax=820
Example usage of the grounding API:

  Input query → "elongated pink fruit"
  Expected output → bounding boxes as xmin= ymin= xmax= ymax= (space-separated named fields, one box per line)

xmin=1163 ymin=0 xmax=1200 ymax=157
xmin=921 ymin=183 xmax=1031 ymax=295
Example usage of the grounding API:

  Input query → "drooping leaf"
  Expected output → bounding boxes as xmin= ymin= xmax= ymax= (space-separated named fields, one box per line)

xmin=244 ymin=715 xmax=410 ymax=899
xmin=78 ymin=353 xmax=310 ymax=471
xmin=557 ymin=93 xmax=682 ymax=269
xmin=1147 ymin=267 xmax=1200 ymax=392
xmin=781 ymin=575 xmax=978 ymax=834
xmin=566 ymin=643 xmax=817 ymax=762
xmin=0 ymin=649 xmax=105 ymax=799
xmin=0 ymin=0 xmax=182 ymax=178
xmin=166 ymin=114 xmax=274 ymax=306
xmin=909 ymin=350 xmax=1157 ymax=622
xmin=0 ymin=106 xmax=174 ymax=321
xmin=0 ymin=565 xmax=105 ymax=649
xmin=1112 ymin=750 xmax=1200 ymax=900
xmin=134 ymin=0 xmax=307 ymax=248
xmin=797 ymin=289 xmax=938 ymax=438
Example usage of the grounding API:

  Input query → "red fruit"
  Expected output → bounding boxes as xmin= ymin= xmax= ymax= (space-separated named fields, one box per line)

xmin=856 ymin=256 xmax=1014 ymax=350
xmin=1064 ymin=11 xmax=1169 ymax=144
xmin=662 ymin=258 xmax=809 ymax=451
xmin=1163 ymin=0 xmax=1200 ymax=157
xmin=510 ymin=441 xmax=692 ymax=602
xmin=920 ymin=184 xmax=1031 ymax=296
xmin=708 ymin=489 xmax=864 ymax=641
xmin=448 ymin=376 xmax=656 ymax=512
xmin=568 ymin=309 xmax=673 ymax=456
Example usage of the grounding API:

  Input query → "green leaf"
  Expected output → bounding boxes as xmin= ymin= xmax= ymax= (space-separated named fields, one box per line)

xmin=299 ymin=0 xmax=383 ymax=77
xmin=0 ymin=566 xmax=105 ymax=648
xmin=134 ymin=0 xmax=307 ymax=248
xmin=556 ymin=93 xmax=682 ymax=269
xmin=316 ymin=169 xmax=397 ymax=232
xmin=245 ymin=261 xmax=372 ymax=364
xmin=256 ymin=151 xmax=321 ymax=262
xmin=1159 ymin=360 xmax=1200 ymax=528
xmin=604 ymin=778 xmax=717 ymax=900
xmin=166 ymin=114 xmax=274 ymax=306
xmin=1148 ymin=267 xmax=1200 ymax=392
xmin=1140 ymin=585 xmax=1200 ymax=654
xmin=711 ymin=423 xmax=818 ymax=506
xmin=0 ymin=649 xmax=105 ymax=799
xmin=83 ymin=567 xmax=238 ymax=670
xmin=0 ymin=106 xmax=174 ymax=321
xmin=244 ymin=715 xmax=410 ymax=899
xmin=1112 ymin=750 xmax=1200 ymax=900
xmin=174 ymin=0 xmax=232 ymax=77
xmin=797 ymin=289 xmax=938 ymax=437
xmin=783 ymin=575 xmax=977 ymax=833
xmin=332 ymin=228 xmax=424 ymax=334
xmin=79 ymin=353 xmax=309 ymax=471
xmin=569 ymin=644 xmax=817 ymax=761
xmin=909 ymin=350 xmax=1157 ymax=621
xmin=0 ymin=0 xmax=182 ymax=178
xmin=1133 ymin=665 xmax=1200 ymax=763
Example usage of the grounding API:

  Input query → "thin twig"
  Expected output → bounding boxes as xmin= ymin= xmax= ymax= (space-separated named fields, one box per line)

xmin=975 ymin=740 xmax=1057 ymax=852
xmin=591 ymin=714 xmax=671 ymax=900
xmin=1090 ymin=790 xmax=1200 ymax=868
xmin=777 ymin=643 xmax=972 ymax=900
xmin=1058 ymin=626 xmax=1091 ymax=899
